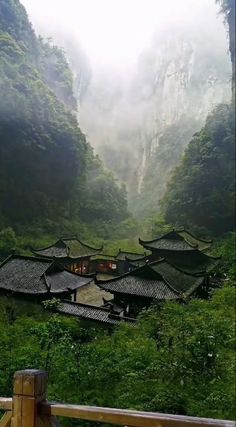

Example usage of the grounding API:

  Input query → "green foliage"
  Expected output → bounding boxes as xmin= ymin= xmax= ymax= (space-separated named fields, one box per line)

xmin=0 ymin=0 xmax=130 ymax=237
xmin=0 ymin=296 xmax=101 ymax=398
xmin=103 ymin=237 xmax=142 ymax=255
xmin=134 ymin=118 xmax=201 ymax=218
xmin=141 ymin=214 xmax=172 ymax=240
xmin=0 ymin=285 xmax=235 ymax=422
xmin=78 ymin=152 xmax=129 ymax=224
xmin=162 ymin=104 xmax=235 ymax=235
xmin=0 ymin=227 xmax=16 ymax=258
xmin=216 ymin=0 xmax=235 ymax=89
xmin=38 ymin=37 xmax=77 ymax=111
xmin=211 ymin=232 xmax=236 ymax=278
xmin=0 ymin=0 xmax=37 ymax=55
xmin=0 ymin=22 xmax=87 ymax=224
xmin=42 ymin=298 xmax=62 ymax=310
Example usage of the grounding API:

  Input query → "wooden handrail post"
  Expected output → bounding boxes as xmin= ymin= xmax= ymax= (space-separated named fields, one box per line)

xmin=11 ymin=370 xmax=47 ymax=427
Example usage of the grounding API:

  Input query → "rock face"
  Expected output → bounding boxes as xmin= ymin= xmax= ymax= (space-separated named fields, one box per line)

xmin=79 ymin=20 xmax=231 ymax=217
xmin=142 ymin=33 xmax=230 ymax=135
xmin=130 ymin=26 xmax=232 ymax=215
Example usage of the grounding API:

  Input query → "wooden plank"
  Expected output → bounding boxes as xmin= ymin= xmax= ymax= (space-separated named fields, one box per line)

xmin=0 ymin=412 xmax=12 ymax=427
xmin=11 ymin=370 xmax=48 ymax=427
xmin=0 ymin=399 xmax=12 ymax=411
xmin=40 ymin=403 xmax=235 ymax=427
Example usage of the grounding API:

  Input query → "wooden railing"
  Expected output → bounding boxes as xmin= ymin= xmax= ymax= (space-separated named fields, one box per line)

xmin=0 ymin=370 xmax=235 ymax=427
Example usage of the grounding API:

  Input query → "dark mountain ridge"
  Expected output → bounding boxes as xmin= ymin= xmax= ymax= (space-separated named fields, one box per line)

xmin=0 ymin=0 xmax=129 ymax=236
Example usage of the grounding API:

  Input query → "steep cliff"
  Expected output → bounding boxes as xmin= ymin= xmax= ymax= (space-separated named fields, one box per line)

xmin=160 ymin=0 xmax=235 ymax=236
xmin=80 ymin=19 xmax=231 ymax=218
xmin=217 ymin=0 xmax=235 ymax=90
xmin=132 ymin=23 xmax=231 ymax=216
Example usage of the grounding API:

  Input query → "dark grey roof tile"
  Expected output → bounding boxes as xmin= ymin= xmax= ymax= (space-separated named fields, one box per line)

xmin=0 ymin=256 xmax=93 ymax=296
xmin=55 ymin=301 xmax=136 ymax=325
xmin=96 ymin=265 xmax=180 ymax=300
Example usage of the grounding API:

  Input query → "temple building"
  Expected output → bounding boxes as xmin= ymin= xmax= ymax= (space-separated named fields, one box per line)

xmin=139 ymin=229 xmax=212 ymax=254
xmin=86 ymin=250 xmax=146 ymax=276
xmin=88 ymin=254 xmax=118 ymax=275
xmin=32 ymin=237 xmax=103 ymax=274
xmin=138 ymin=229 xmax=219 ymax=275
xmin=96 ymin=261 xmax=206 ymax=317
xmin=0 ymin=255 xmax=93 ymax=301
xmin=115 ymin=250 xmax=146 ymax=275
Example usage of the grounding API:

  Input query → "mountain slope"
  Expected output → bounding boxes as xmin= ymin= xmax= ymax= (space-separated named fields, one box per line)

xmin=161 ymin=1 xmax=235 ymax=236
xmin=0 ymin=0 xmax=129 ymax=233
xmin=162 ymin=104 xmax=235 ymax=234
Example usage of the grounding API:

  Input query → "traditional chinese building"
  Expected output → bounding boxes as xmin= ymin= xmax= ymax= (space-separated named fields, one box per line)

xmin=96 ymin=260 xmax=206 ymax=317
xmin=88 ymin=254 xmax=118 ymax=275
xmin=138 ymin=229 xmax=219 ymax=275
xmin=115 ymin=250 xmax=145 ymax=275
xmin=32 ymin=237 xmax=103 ymax=274
xmin=0 ymin=255 xmax=93 ymax=301
xmin=85 ymin=250 xmax=145 ymax=276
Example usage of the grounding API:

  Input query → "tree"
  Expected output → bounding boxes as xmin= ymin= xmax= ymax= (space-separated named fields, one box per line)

xmin=162 ymin=104 xmax=235 ymax=235
xmin=0 ymin=227 xmax=16 ymax=257
xmin=216 ymin=0 xmax=235 ymax=89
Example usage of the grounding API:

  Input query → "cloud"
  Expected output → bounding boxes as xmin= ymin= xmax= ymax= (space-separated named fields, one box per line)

xmin=21 ymin=0 xmax=223 ymax=67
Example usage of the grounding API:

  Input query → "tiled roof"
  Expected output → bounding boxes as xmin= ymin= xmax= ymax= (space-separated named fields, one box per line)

xmin=139 ymin=230 xmax=213 ymax=252
xmin=177 ymin=229 xmax=212 ymax=251
xmin=45 ymin=270 xmax=93 ymax=293
xmin=125 ymin=255 xmax=147 ymax=264
xmin=32 ymin=237 xmax=102 ymax=259
xmin=129 ymin=251 xmax=220 ymax=276
xmin=90 ymin=254 xmax=116 ymax=261
xmin=62 ymin=238 xmax=102 ymax=257
xmin=139 ymin=231 xmax=196 ymax=252
xmin=150 ymin=259 xmax=205 ymax=296
xmin=116 ymin=250 xmax=145 ymax=261
xmin=96 ymin=265 xmax=180 ymax=300
xmin=55 ymin=301 xmax=136 ymax=325
xmin=165 ymin=251 xmax=220 ymax=275
xmin=0 ymin=256 xmax=51 ymax=294
xmin=0 ymin=255 xmax=92 ymax=295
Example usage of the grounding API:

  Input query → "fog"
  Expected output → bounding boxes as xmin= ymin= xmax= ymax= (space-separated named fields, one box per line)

xmin=21 ymin=0 xmax=224 ymax=68
xmin=21 ymin=0 xmax=232 ymax=216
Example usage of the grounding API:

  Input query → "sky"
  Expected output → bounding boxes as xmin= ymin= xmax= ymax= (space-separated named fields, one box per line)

xmin=21 ymin=0 xmax=223 ymax=67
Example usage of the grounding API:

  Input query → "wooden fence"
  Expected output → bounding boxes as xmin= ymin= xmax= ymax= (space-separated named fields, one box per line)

xmin=0 ymin=370 xmax=235 ymax=427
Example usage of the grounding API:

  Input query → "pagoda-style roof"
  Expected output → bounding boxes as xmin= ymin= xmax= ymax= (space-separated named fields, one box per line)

xmin=32 ymin=237 xmax=103 ymax=259
xmin=90 ymin=254 xmax=116 ymax=261
xmin=163 ymin=251 xmax=220 ymax=275
xmin=150 ymin=259 xmax=205 ymax=296
xmin=96 ymin=265 xmax=180 ymax=300
xmin=127 ymin=251 xmax=220 ymax=276
xmin=139 ymin=229 xmax=212 ymax=252
xmin=176 ymin=228 xmax=212 ymax=251
xmin=116 ymin=250 xmax=145 ymax=261
xmin=0 ymin=255 xmax=93 ymax=296
xmin=55 ymin=301 xmax=136 ymax=325
xmin=96 ymin=260 xmax=205 ymax=300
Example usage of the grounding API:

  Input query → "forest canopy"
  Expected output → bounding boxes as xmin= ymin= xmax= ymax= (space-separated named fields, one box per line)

xmin=0 ymin=0 xmax=129 ymax=237
xmin=162 ymin=104 xmax=235 ymax=235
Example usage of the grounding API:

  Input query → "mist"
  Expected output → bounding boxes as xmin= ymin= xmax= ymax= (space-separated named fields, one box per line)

xmin=21 ymin=0 xmax=232 ymax=216
xmin=21 ymin=0 xmax=225 ymax=68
